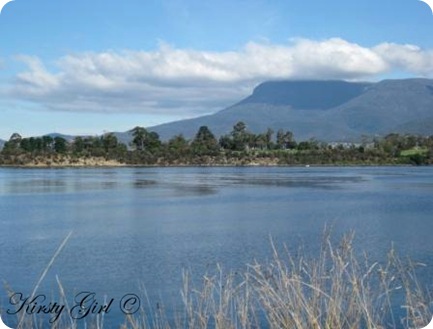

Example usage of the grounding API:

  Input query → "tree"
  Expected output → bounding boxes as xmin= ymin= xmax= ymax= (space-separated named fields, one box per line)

xmin=276 ymin=129 xmax=296 ymax=149
xmin=131 ymin=127 xmax=161 ymax=153
xmin=101 ymin=133 xmax=119 ymax=153
xmin=9 ymin=133 xmax=22 ymax=142
xmin=131 ymin=126 xmax=147 ymax=151
xmin=231 ymin=121 xmax=250 ymax=151
xmin=168 ymin=134 xmax=189 ymax=155
xmin=233 ymin=121 xmax=246 ymax=134
xmin=191 ymin=126 xmax=220 ymax=156
xmin=219 ymin=135 xmax=233 ymax=150
xmin=2 ymin=133 xmax=22 ymax=154
xmin=42 ymin=136 xmax=54 ymax=152
xmin=380 ymin=133 xmax=403 ymax=157
xmin=18 ymin=137 xmax=44 ymax=153
xmin=254 ymin=134 xmax=268 ymax=150
xmin=54 ymin=137 xmax=67 ymax=154
xmin=72 ymin=137 xmax=85 ymax=154
xmin=145 ymin=132 xmax=162 ymax=152
xmin=265 ymin=128 xmax=274 ymax=150
xmin=20 ymin=138 xmax=32 ymax=152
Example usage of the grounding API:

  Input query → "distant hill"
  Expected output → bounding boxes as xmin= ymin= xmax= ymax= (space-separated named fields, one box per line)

xmin=44 ymin=132 xmax=136 ymax=146
xmin=44 ymin=133 xmax=78 ymax=142
xmin=144 ymin=78 xmax=433 ymax=142
xmin=45 ymin=132 xmax=135 ymax=148
xmin=0 ymin=139 xmax=5 ymax=150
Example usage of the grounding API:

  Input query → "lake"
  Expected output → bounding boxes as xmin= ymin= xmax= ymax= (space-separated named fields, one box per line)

xmin=1 ymin=166 xmax=433 ymax=328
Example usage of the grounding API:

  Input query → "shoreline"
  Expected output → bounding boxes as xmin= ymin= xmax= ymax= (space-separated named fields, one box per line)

xmin=0 ymin=162 xmax=421 ymax=169
xmin=0 ymin=153 xmax=428 ymax=168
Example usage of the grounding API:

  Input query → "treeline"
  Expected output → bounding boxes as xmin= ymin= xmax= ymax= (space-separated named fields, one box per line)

xmin=1 ymin=122 xmax=433 ymax=166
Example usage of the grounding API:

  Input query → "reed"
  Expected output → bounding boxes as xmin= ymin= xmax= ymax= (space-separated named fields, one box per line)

xmin=2 ymin=231 xmax=432 ymax=329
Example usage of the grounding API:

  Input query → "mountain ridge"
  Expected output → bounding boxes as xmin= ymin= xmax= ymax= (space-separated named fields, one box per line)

xmin=147 ymin=78 xmax=433 ymax=142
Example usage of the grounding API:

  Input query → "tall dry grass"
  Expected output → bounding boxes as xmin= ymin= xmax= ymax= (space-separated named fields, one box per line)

xmin=3 ymin=231 xmax=432 ymax=329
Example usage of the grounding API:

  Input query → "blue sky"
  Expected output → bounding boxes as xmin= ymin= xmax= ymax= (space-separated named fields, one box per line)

xmin=0 ymin=0 xmax=433 ymax=139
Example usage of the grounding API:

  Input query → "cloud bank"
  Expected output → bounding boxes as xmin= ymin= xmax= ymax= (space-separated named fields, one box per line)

xmin=7 ymin=38 xmax=433 ymax=116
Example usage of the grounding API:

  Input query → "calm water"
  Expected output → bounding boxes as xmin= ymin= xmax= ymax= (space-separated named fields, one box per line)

xmin=1 ymin=166 xmax=433 ymax=328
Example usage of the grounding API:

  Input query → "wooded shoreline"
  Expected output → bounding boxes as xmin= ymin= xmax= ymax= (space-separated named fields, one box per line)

xmin=1 ymin=122 xmax=432 ymax=167
xmin=0 ymin=156 xmax=427 ymax=168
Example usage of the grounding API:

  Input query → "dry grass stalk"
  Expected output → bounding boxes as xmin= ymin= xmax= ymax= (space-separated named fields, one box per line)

xmin=2 ymin=231 xmax=432 ymax=328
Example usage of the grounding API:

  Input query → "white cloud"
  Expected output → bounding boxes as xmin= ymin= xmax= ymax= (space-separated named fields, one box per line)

xmin=6 ymin=38 xmax=433 ymax=117
xmin=287 ymin=38 xmax=388 ymax=78
xmin=14 ymin=56 xmax=61 ymax=95
xmin=373 ymin=43 xmax=433 ymax=76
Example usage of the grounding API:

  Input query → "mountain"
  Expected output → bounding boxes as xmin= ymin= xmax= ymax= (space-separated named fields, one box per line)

xmin=0 ymin=139 xmax=5 ymax=150
xmin=236 ymin=80 xmax=370 ymax=109
xmin=146 ymin=78 xmax=433 ymax=142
